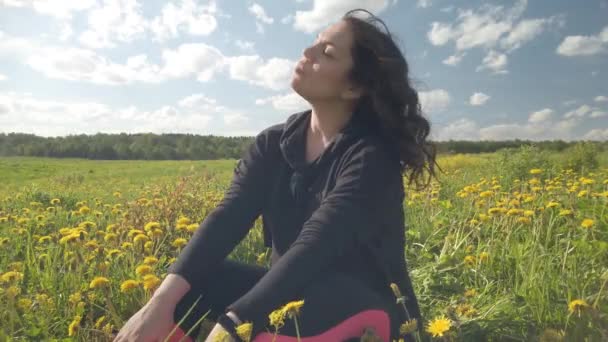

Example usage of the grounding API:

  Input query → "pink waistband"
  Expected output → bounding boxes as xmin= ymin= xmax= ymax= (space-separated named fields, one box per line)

xmin=167 ymin=309 xmax=390 ymax=342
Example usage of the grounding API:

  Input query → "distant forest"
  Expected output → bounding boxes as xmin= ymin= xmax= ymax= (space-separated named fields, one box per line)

xmin=0 ymin=132 xmax=606 ymax=160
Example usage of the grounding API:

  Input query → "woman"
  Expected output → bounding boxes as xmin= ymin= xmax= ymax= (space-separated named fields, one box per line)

xmin=114 ymin=8 xmax=437 ymax=342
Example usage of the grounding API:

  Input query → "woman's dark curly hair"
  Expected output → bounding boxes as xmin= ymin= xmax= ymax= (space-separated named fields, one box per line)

xmin=342 ymin=9 xmax=441 ymax=190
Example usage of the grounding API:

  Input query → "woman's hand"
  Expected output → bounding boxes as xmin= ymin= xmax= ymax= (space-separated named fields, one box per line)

xmin=113 ymin=296 xmax=176 ymax=342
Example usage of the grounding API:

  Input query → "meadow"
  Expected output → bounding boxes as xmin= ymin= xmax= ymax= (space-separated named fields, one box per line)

xmin=0 ymin=144 xmax=607 ymax=341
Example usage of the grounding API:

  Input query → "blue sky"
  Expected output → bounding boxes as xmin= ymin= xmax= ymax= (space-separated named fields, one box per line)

xmin=0 ymin=0 xmax=606 ymax=140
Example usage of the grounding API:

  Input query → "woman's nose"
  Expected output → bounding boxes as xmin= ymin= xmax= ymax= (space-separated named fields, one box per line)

xmin=302 ymin=45 xmax=315 ymax=62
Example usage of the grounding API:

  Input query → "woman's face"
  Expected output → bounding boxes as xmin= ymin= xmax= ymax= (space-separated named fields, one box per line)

xmin=291 ymin=20 xmax=359 ymax=103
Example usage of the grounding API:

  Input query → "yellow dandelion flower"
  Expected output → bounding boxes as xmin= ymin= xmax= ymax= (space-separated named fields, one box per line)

xmin=143 ymin=256 xmax=158 ymax=265
xmin=425 ymin=316 xmax=451 ymax=337
xmin=51 ymin=198 xmax=61 ymax=205
xmin=455 ymin=303 xmax=477 ymax=317
xmin=282 ymin=299 xmax=304 ymax=318
xmin=517 ymin=217 xmax=531 ymax=225
xmin=479 ymin=252 xmax=490 ymax=262
xmin=523 ymin=210 xmax=535 ymax=217
xmin=68 ymin=315 xmax=82 ymax=337
xmin=120 ymin=279 xmax=140 ymax=293
xmin=95 ymin=316 xmax=107 ymax=329
xmin=546 ymin=201 xmax=560 ymax=208
xmin=17 ymin=298 xmax=33 ymax=311
xmin=568 ymin=299 xmax=588 ymax=315
xmin=213 ymin=329 xmax=231 ymax=342
xmin=172 ymin=238 xmax=187 ymax=248
xmin=6 ymin=286 xmax=21 ymax=298
xmin=269 ymin=307 xmax=286 ymax=330
xmin=142 ymin=274 xmax=160 ymax=291
xmin=464 ymin=255 xmax=476 ymax=266
xmin=135 ymin=264 xmax=153 ymax=277
xmin=121 ymin=242 xmax=133 ymax=249
xmin=399 ymin=319 xmax=418 ymax=335
xmin=133 ymin=234 xmax=149 ymax=244
xmin=78 ymin=206 xmax=90 ymax=215
xmin=89 ymin=276 xmax=110 ymax=289
xmin=558 ymin=209 xmax=573 ymax=217
xmin=177 ymin=217 xmax=191 ymax=225
xmin=464 ymin=288 xmax=477 ymax=298
xmin=186 ymin=224 xmax=199 ymax=233
xmin=1 ymin=271 xmax=24 ymax=283
xmin=236 ymin=322 xmax=253 ymax=342
xmin=581 ymin=219 xmax=594 ymax=229
xmin=529 ymin=168 xmax=543 ymax=175
xmin=144 ymin=221 xmax=161 ymax=232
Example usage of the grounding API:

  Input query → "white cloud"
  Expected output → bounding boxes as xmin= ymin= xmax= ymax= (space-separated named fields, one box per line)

xmin=432 ymin=114 xmax=592 ymax=141
xmin=442 ymin=52 xmax=465 ymax=66
xmin=590 ymin=110 xmax=607 ymax=118
xmin=469 ymin=92 xmax=490 ymax=106
xmin=78 ymin=0 xmax=148 ymax=49
xmin=292 ymin=0 xmax=390 ymax=34
xmin=0 ymin=91 xmax=262 ymax=137
xmin=418 ymin=89 xmax=451 ymax=113
xmin=256 ymin=92 xmax=309 ymax=111
xmin=0 ymin=73 xmax=6 ymax=81
xmin=235 ymin=39 xmax=255 ymax=52
xmin=249 ymin=3 xmax=274 ymax=24
xmin=431 ymin=118 xmax=479 ymax=141
xmin=281 ymin=14 xmax=294 ymax=25
xmin=0 ymin=0 xmax=95 ymax=19
xmin=594 ymin=95 xmax=608 ymax=102
xmin=528 ymin=108 xmax=553 ymax=123
xmin=26 ymin=47 xmax=164 ymax=85
xmin=416 ymin=0 xmax=432 ymax=8
xmin=476 ymin=50 xmax=508 ymax=74
xmin=564 ymin=104 xmax=591 ymax=119
xmin=583 ymin=128 xmax=608 ymax=140
xmin=500 ymin=17 xmax=562 ymax=52
xmin=225 ymin=55 xmax=295 ymax=91
xmin=160 ymin=43 xmax=225 ymax=82
xmin=427 ymin=0 xmax=560 ymax=73
xmin=556 ymin=26 xmax=608 ymax=56
xmin=177 ymin=94 xmax=218 ymax=108
xmin=149 ymin=0 xmax=218 ymax=41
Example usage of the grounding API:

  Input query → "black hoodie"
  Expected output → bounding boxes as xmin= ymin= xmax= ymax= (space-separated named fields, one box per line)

xmin=168 ymin=108 xmax=422 ymax=338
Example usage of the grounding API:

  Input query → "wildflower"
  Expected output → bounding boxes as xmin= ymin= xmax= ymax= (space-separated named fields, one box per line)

xmin=89 ymin=276 xmax=110 ymax=289
xmin=213 ymin=329 xmax=231 ymax=342
xmin=399 ymin=319 xmax=418 ymax=335
xmin=269 ymin=307 xmax=286 ymax=330
xmin=425 ymin=316 xmax=451 ymax=337
xmin=464 ymin=255 xmax=476 ymax=266
xmin=51 ymin=198 xmax=61 ymax=205
xmin=464 ymin=289 xmax=477 ymax=298
xmin=568 ymin=299 xmax=588 ymax=315
xmin=479 ymin=252 xmax=490 ymax=262
xmin=143 ymin=256 xmax=158 ymax=265
xmin=6 ymin=286 xmax=21 ymax=298
xmin=17 ymin=298 xmax=33 ymax=311
xmin=529 ymin=168 xmax=543 ymax=175
xmin=95 ymin=316 xmax=107 ymax=329
xmin=142 ymin=274 xmax=160 ymax=291
xmin=517 ymin=217 xmax=532 ymax=225
xmin=79 ymin=206 xmax=90 ymax=215
xmin=135 ymin=264 xmax=153 ymax=277
xmin=581 ymin=219 xmax=595 ymax=229
xmin=68 ymin=315 xmax=82 ymax=337
xmin=523 ymin=210 xmax=535 ymax=217
xmin=177 ymin=217 xmax=191 ymax=225
xmin=104 ymin=233 xmax=117 ymax=242
xmin=236 ymin=322 xmax=253 ymax=342
xmin=38 ymin=235 xmax=52 ymax=243
xmin=186 ymin=224 xmax=199 ymax=233
xmin=558 ymin=209 xmax=573 ymax=217
xmin=172 ymin=238 xmax=187 ymax=248
xmin=133 ymin=234 xmax=149 ymax=244
xmin=120 ymin=280 xmax=140 ymax=293
xmin=577 ymin=190 xmax=588 ymax=197
xmin=282 ymin=300 xmax=304 ymax=319
xmin=144 ymin=221 xmax=161 ymax=232
xmin=1 ymin=271 xmax=24 ymax=283
xmin=455 ymin=303 xmax=476 ymax=317
xmin=546 ymin=201 xmax=560 ymax=208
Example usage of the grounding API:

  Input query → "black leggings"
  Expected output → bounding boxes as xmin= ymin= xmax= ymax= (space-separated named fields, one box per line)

xmin=172 ymin=259 xmax=407 ymax=341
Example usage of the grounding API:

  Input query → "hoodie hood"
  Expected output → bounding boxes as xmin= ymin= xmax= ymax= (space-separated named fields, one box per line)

xmin=278 ymin=108 xmax=369 ymax=173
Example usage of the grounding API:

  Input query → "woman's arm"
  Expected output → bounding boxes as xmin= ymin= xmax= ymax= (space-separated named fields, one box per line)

xmin=167 ymin=130 xmax=273 ymax=290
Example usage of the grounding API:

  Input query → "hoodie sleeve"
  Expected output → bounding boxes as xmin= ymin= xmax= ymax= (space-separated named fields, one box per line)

xmin=167 ymin=131 xmax=271 ymax=288
xmin=226 ymin=142 xmax=400 ymax=330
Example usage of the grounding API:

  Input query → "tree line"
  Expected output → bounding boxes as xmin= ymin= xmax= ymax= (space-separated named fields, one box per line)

xmin=0 ymin=132 xmax=605 ymax=160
